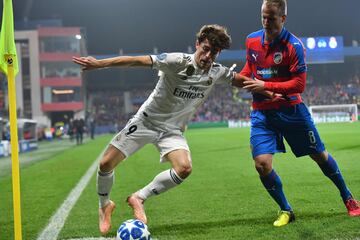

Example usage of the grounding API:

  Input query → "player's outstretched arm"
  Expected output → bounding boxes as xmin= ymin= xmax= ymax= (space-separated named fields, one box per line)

xmin=72 ymin=55 xmax=152 ymax=71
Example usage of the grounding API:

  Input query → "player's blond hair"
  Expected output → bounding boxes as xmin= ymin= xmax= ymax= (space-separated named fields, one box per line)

xmin=263 ymin=0 xmax=287 ymax=16
xmin=196 ymin=24 xmax=231 ymax=50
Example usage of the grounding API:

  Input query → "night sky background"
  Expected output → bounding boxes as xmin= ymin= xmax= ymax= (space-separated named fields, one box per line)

xmin=2 ymin=0 xmax=359 ymax=55
xmin=1 ymin=0 xmax=359 ymax=89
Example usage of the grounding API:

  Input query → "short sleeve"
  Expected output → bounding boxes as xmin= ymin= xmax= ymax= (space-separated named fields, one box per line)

xmin=150 ymin=53 xmax=185 ymax=74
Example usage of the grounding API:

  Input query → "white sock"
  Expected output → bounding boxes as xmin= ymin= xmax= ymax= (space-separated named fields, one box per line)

xmin=97 ymin=170 xmax=114 ymax=208
xmin=137 ymin=169 xmax=183 ymax=200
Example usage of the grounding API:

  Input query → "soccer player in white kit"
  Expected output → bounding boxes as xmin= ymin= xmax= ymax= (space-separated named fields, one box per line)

xmin=73 ymin=24 xmax=266 ymax=235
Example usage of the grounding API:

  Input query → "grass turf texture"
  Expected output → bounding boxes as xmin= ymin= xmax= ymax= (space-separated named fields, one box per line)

xmin=1 ymin=122 xmax=360 ymax=239
xmin=0 ymin=136 xmax=110 ymax=239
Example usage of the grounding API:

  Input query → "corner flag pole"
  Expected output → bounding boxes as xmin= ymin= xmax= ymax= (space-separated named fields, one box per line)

xmin=0 ymin=0 xmax=22 ymax=239
xmin=7 ymin=54 xmax=22 ymax=240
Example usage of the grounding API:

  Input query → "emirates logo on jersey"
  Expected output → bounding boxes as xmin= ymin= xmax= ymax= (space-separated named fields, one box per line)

xmin=273 ymin=52 xmax=283 ymax=64
xmin=173 ymin=86 xmax=205 ymax=99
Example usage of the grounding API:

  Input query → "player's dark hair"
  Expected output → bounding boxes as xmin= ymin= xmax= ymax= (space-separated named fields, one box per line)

xmin=196 ymin=24 xmax=231 ymax=50
xmin=263 ymin=0 xmax=287 ymax=16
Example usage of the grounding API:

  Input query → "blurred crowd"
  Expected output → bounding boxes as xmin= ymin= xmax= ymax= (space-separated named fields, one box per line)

xmin=191 ymin=85 xmax=251 ymax=122
xmin=87 ymin=74 xmax=360 ymax=129
xmin=90 ymin=90 xmax=127 ymax=127
xmin=303 ymin=74 xmax=360 ymax=106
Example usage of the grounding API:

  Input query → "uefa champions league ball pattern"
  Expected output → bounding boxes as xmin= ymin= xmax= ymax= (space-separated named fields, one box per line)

xmin=116 ymin=219 xmax=151 ymax=240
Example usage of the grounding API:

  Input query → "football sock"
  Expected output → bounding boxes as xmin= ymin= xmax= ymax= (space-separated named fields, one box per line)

xmin=137 ymin=168 xmax=183 ymax=200
xmin=317 ymin=154 xmax=352 ymax=202
xmin=97 ymin=170 xmax=114 ymax=208
xmin=260 ymin=169 xmax=292 ymax=211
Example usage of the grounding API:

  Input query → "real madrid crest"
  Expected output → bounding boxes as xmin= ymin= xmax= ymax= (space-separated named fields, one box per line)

xmin=273 ymin=52 xmax=283 ymax=64
xmin=186 ymin=65 xmax=195 ymax=76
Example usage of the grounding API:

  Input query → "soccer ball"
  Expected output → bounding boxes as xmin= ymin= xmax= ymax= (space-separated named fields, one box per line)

xmin=116 ymin=219 xmax=151 ymax=240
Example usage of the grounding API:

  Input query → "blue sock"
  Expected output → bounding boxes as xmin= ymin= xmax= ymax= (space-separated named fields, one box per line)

xmin=260 ymin=169 xmax=292 ymax=211
xmin=317 ymin=154 xmax=352 ymax=202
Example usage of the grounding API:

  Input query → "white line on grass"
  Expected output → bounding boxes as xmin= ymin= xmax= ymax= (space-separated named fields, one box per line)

xmin=37 ymin=150 xmax=104 ymax=240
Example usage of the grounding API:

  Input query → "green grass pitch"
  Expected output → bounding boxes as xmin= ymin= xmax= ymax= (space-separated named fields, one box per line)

xmin=1 ymin=122 xmax=360 ymax=239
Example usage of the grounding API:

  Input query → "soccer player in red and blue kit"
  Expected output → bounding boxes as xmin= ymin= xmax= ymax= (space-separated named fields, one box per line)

xmin=239 ymin=0 xmax=360 ymax=227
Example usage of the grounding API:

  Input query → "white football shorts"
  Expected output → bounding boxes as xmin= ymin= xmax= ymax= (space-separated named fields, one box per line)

xmin=110 ymin=116 xmax=190 ymax=163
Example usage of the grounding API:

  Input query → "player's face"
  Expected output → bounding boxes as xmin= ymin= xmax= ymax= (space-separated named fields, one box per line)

xmin=195 ymin=39 xmax=221 ymax=71
xmin=261 ymin=3 xmax=286 ymax=40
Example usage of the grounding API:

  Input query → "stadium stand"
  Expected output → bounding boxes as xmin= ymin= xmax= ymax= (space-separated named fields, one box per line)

xmin=87 ymin=74 xmax=360 ymax=131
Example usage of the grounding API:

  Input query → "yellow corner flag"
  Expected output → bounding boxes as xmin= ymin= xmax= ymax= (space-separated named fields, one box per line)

xmin=0 ymin=0 xmax=23 ymax=240
xmin=0 ymin=0 xmax=19 ymax=75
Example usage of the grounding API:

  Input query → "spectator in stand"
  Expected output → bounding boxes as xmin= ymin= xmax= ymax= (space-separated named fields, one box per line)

xmin=90 ymin=117 xmax=96 ymax=140
xmin=68 ymin=118 xmax=74 ymax=142
xmin=74 ymin=118 xmax=85 ymax=145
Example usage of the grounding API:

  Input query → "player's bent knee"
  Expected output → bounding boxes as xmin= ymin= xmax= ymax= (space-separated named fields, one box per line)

xmin=99 ymin=160 xmax=115 ymax=172
xmin=310 ymin=151 xmax=328 ymax=164
xmin=99 ymin=147 xmax=126 ymax=172
xmin=254 ymin=161 xmax=272 ymax=176
xmin=253 ymin=154 xmax=272 ymax=176
xmin=175 ymin=165 xmax=192 ymax=179
xmin=255 ymin=164 xmax=266 ymax=176
xmin=166 ymin=149 xmax=192 ymax=179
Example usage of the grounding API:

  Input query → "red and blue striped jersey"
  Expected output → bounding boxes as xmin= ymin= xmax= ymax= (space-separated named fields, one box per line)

xmin=240 ymin=28 xmax=307 ymax=110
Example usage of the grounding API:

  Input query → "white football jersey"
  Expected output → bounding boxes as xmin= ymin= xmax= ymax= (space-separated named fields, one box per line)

xmin=135 ymin=52 xmax=235 ymax=131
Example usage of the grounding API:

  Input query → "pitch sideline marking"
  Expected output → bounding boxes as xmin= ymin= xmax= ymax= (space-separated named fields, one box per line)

xmin=37 ymin=149 xmax=105 ymax=240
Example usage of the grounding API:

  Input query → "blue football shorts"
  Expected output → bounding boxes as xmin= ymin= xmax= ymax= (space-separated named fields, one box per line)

xmin=250 ymin=103 xmax=325 ymax=158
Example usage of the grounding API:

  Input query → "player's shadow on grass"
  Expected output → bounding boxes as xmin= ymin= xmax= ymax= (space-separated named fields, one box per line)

xmin=296 ymin=211 xmax=345 ymax=220
xmin=150 ymin=216 xmax=272 ymax=235
xmin=335 ymin=144 xmax=360 ymax=151
xmin=150 ymin=211 xmax=346 ymax=236
xmin=193 ymin=146 xmax=243 ymax=155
